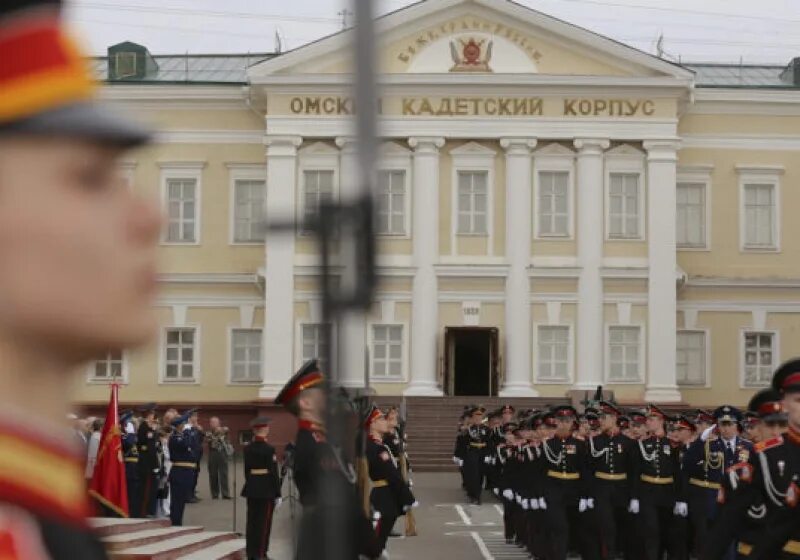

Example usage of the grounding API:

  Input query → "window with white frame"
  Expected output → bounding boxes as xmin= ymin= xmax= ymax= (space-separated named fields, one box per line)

xmin=457 ymin=171 xmax=488 ymax=235
xmin=743 ymin=331 xmax=775 ymax=387
xmin=164 ymin=327 xmax=196 ymax=381
xmin=302 ymin=170 xmax=334 ymax=233
xmin=233 ymin=179 xmax=266 ymax=243
xmin=536 ymin=326 xmax=570 ymax=382
xmin=608 ymin=326 xmax=641 ymax=381
xmin=743 ymin=183 xmax=776 ymax=249
xmin=376 ymin=170 xmax=406 ymax=235
xmin=371 ymin=325 xmax=404 ymax=379
xmin=231 ymin=328 xmax=262 ymax=383
xmin=676 ymin=182 xmax=707 ymax=248
xmin=92 ymin=350 xmax=124 ymax=381
xmin=537 ymin=171 xmax=569 ymax=237
xmin=676 ymin=331 xmax=706 ymax=385
xmin=608 ymin=173 xmax=640 ymax=239
xmin=301 ymin=323 xmax=331 ymax=372
xmin=166 ymin=178 xmax=197 ymax=243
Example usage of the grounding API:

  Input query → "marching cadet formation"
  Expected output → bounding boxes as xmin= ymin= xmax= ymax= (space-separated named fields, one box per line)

xmin=453 ymin=359 xmax=800 ymax=560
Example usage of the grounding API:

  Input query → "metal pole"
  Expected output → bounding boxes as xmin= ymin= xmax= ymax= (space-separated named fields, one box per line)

xmin=231 ymin=451 xmax=237 ymax=534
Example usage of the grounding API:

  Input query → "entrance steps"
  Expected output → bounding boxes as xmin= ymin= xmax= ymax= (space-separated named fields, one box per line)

xmin=372 ymin=396 xmax=570 ymax=472
xmin=89 ymin=518 xmax=245 ymax=560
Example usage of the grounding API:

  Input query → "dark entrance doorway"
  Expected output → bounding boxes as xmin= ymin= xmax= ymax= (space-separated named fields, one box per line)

xmin=444 ymin=327 xmax=499 ymax=396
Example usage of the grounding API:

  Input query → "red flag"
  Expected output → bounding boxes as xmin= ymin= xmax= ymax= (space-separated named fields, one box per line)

xmin=88 ymin=383 xmax=128 ymax=517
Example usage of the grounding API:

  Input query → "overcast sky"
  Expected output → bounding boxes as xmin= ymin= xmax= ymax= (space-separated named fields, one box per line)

xmin=65 ymin=0 xmax=800 ymax=65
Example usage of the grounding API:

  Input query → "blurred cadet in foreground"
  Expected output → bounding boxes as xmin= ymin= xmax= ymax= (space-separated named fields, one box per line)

xmin=0 ymin=0 xmax=158 ymax=558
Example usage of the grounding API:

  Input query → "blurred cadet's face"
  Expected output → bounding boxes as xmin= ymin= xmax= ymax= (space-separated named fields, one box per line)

xmin=783 ymin=392 xmax=800 ymax=430
xmin=0 ymin=137 xmax=161 ymax=362
xmin=718 ymin=421 xmax=738 ymax=440
xmin=210 ymin=417 xmax=220 ymax=429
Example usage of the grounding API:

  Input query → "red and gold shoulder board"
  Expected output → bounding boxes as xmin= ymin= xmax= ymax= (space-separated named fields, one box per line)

xmin=754 ymin=436 xmax=783 ymax=453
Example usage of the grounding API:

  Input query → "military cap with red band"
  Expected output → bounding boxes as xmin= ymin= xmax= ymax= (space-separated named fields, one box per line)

xmin=629 ymin=410 xmax=647 ymax=425
xmin=552 ymin=405 xmax=577 ymax=419
xmin=598 ymin=401 xmax=621 ymax=416
xmin=363 ymin=405 xmax=384 ymax=429
xmin=0 ymin=0 xmax=149 ymax=145
xmin=671 ymin=415 xmax=696 ymax=432
xmin=772 ymin=358 xmax=800 ymax=394
xmin=748 ymin=388 xmax=786 ymax=421
xmin=500 ymin=404 xmax=515 ymax=415
xmin=274 ymin=359 xmax=325 ymax=409
xmin=694 ymin=409 xmax=716 ymax=425
xmin=646 ymin=404 xmax=667 ymax=419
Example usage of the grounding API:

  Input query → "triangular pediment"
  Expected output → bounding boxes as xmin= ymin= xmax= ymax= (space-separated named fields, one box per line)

xmin=534 ymin=143 xmax=575 ymax=157
xmin=450 ymin=141 xmax=497 ymax=156
xmin=249 ymin=0 xmax=692 ymax=81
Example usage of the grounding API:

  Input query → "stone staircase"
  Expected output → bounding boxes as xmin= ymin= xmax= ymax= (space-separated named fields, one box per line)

xmin=373 ymin=396 xmax=570 ymax=472
xmin=90 ymin=518 xmax=245 ymax=560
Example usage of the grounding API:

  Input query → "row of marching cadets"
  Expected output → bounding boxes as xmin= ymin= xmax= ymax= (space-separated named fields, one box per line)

xmin=452 ymin=358 xmax=799 ymax=560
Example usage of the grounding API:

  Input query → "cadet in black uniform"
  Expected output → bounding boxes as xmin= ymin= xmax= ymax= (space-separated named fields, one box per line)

xmin=168 ymin=411 xmax=200 ymax=527
xmin=188 ymin=409 xmax=204 ymax=503
xmin=588 ymin=401 xmax=636 ymax=560
xmin=364 ymin=406 xmax=416 ymax=554
xmin=137 ymin=402 xmax=160 ymax=517
xmin=121 ymin=410 xmax=141 ymax=518
xmin=463 ymin=406 xmax=489 ymax=504
xmin=242 ymin=416 xmax=281 ymax=560
xmin=540 ymin=405 xmax=591 ymax=560
xmin=630 ymin=404 xmax=682 ymax=560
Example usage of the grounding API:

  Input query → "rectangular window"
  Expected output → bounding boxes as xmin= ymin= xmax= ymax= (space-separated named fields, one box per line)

xmin=376 ymin=170 xmax=406 ymax=235
xmin=743 ymin=332 xmax=774 ymax=387
xmin=536 ymin=326 xmax=570 ymax=382
xmin=608 ymin=173 xmax=640 ymax=239
xmin=537 ymin=171 xmax=569 ymax=237
xmin=608 ymin=326 xmax=641 ymax=382
xmin=677 ymin=331 xmax=706 ymax=386
xmin=371 ymin=325 xmax=404 ymax=379
xmin=164 ymin=327 xmax=196 ymax=381
xmin=302 ymin=170 xmax=334 ymax=233
xmin=233 ymin=179 xmax=266 ymax=243
xmin=301 ymin=324 xmax=331 ymax=372
xmin=93 ymin=350 xmax=124 ymax=380
xmin=231 ymin=329 xmax=262 ymax=383
xmin=166 ymin=178 xmax=197 ymax=243
xmin=457 ymin=171 xmax=488 ymax=235
xmin=676 ymin=182 xmax=706 ymax=248
xmin=743 ymin=183 xmax=776 ymax=248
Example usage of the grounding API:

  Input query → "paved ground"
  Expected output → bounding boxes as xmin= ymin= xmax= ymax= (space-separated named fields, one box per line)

xmin=182 ymin=460 xmax=536 ymax=559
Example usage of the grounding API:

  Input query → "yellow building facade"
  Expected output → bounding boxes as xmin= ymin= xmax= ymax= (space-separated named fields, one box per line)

xmin=76 ymin=0 xmax=800 ymax=410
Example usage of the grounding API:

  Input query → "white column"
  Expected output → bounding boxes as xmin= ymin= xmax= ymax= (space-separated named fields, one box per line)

xmin=260 ymin=135 xmax=302 ymax=398
xmin=334 ymin=137 xmax=367 ymax=389
xmin=574 ymin=138 xmax=610 ymax=391
xmin=404 ymin=137 xmax=445 ymax=396
xmin=643 ymin=140 xmax=682 ymax=402
xmin=499 ymin=138 xmax=538 ymax=397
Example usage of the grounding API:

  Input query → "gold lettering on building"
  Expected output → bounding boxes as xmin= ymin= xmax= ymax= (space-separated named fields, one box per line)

xmin=562 ymin=98 xmax=656 ymax=117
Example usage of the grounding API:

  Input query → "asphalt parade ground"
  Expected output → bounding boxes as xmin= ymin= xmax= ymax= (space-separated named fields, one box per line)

xmin=183 ymin=463 xmax=580 ymax=559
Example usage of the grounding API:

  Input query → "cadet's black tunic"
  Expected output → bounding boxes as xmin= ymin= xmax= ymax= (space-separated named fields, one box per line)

xmin=366 ymin=436 xmax=415 ymax=552
xmin=241 ymin=437 xmax=281 ymax=559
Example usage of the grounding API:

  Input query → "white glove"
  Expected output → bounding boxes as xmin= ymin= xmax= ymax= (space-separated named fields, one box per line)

xmin=515 ymin=494 xmax=522 ymax=505
xmin=459 ymin=459 xmax=464 ymax=467
xmin=521 ymin=498 xmax=529 ymax=510
xmin=503 ymin=489 xmax=514 ymax=501
xmin=587 ymin=498 xmax=595 ymax=510
xmin=403 ymin=500 xmax=419 ymax=513
xmin=628 ymin=499 xmax=640 ymax=514
xmin=701 ymin=425 xmax=717 ymax=442
xmin=484 ymin=456 xmax=492 ymax=464
xmin=274 ymin=498 xmax=283 ymax=508
xmin=182 ymin=424 xmax=192 ymax=432
xmin=579 ymin=498 xmax=588 ymax=513
xmin=493 ymin=487 xmax=499 ymax=496
xmin=530 ymin=497 xmax=540 ymax=510
xmin=538 ymin=497 xmax=547 ymax=510
xmin=452 ymin=456 xmax=460 ymax=465
xmin=673 ymin=501 xmax=688 ymax=517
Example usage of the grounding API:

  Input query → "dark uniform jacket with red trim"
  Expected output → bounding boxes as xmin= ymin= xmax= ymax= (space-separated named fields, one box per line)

xmin=241 ymin=438 xmax=280 ymax=499
xmin=587 ymin=430 xmax=636 ymax=506
xmin=0 ymin=419 xmax=108 ymax=560
xmin=631 ymin=435 xmax=681 ymax=507
xmin=366 ymin=436 xmax=415 ymax=517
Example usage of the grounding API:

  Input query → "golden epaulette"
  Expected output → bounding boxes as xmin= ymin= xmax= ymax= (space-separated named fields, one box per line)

xmin=754 ymin=436 xmax=783 ymax=453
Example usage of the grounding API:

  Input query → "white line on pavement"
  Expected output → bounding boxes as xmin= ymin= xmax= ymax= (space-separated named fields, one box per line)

xmin=454 ymin=504 xmax=472 ymax=526
xmin=493 ymin=504 xmax=503 ymax=517
xmin=470 ymin=531 xmax=494 ymax=560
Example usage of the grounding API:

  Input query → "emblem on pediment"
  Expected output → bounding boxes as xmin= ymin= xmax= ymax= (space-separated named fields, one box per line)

xmin=449 ymin=37 xmax=493 ymax=72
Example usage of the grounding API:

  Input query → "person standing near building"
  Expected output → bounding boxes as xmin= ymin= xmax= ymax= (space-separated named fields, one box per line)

xmin=462 ymin=406 xmax=489 ymax=505
xmin=187 ymin=409 xmax=204 ymax=503
xmin=121 ymin=410 xmax=140 ymax=516
xmin=0 ymin=0 xmax=158 ymax=555
xmin=137 ymin=402 xmax=160 ymax=517
xmin=207 ymin=416 xmax=233 ymax=500
xmin=85 ymin=417 xmax=104 ymax=483
xmin=241 ymin=416 xmax=281 ymax=560
xmin=168 ymin=411 xmax=199 ymax=527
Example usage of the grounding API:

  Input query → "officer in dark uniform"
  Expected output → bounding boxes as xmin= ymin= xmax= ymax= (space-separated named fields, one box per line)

xmin=120 ymin=410 xmax=140 ymax=518
xmin=274 ymin=359 xmax=379 ymax=560
xmin=588 ymin=400 xmax=636 ymax=560
xmin=453 ymin=408 xmax=470 ymax=488
xmin=137 ymin=402 xmax=160 ymax=517
xmin=463 ymin=406 xmax=489 ymax=505
xmin=187 ymin=408 xmax=204 ymax=502
xmin=363 ymin=406 xmax=416 ymax=554
xmin=630 ymin=404 xmax=682 ymax=560
xmin=168 ymin=411 xmax=200 ymax=527
xmin=540 ymin=405 xmax=591 ymax=560
xmin=744 ymin=359 xmax=800 ymax=560
xmin=242 ymin=416 xmax=281 ymax=560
